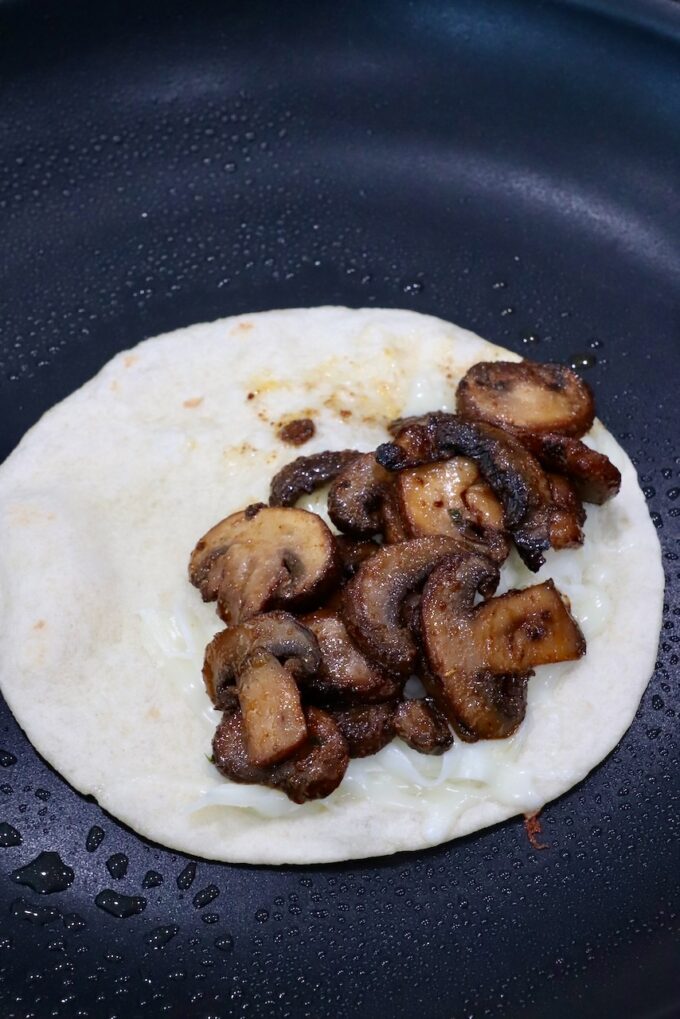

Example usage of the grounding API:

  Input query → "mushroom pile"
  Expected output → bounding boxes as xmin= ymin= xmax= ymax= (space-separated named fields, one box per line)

xmin=189 ymin=359 xmax=621 ymax=803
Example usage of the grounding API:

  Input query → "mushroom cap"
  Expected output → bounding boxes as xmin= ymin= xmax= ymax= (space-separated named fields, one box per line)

xmin=341 ymin=535 xmax=488 ymax=676
xmin=202 ymin=611 xmax=321 ymax=706
xmin=456 ymin=360 xmax=595 ymax=438
xmin=189 ymin=504 xmax=340 ymax=623
xmin=395 ymin=458 xmax=509 ymax=563
xmin=327 ymin=452 xmax=394 ymax=537
xmin=421 ymin=554 xmax=586 ymax=740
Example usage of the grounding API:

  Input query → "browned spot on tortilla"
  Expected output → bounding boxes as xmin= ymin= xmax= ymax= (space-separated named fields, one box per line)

xmin=247 ymin=392 xmax=256 ymax=401
xmin=123 ymin=355 xmax=138 ymax=369
xmin=340 ymin=409 xmax=353 ymax=419
xmin=110 ymin=381 xmax=119 ymax=392
xmin=183 ymin=396 xmax=204 ymax=409
xmin=146 ymin=706 xmax=161 ymax=720
xmin=277 ymin=417 xmax=316 ymax=446
xmin=33 ymin=620 xmax=46 ymax=630
xmin=231 ymin=321 xmax=254 ymax=334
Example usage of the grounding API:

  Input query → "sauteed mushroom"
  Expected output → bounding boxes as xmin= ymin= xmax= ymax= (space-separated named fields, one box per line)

xmin=395 ymin=458 xmax=509 ymax=563
xmin=212 ymin=706 xmax=349 ymax=803
xmin=519 ymin=432 xmax=621 ymax=505
xmin=421 ymin=554 xmax=586 ymax=740
xmin=377 ymin=415 xmax=555 ymax=571
xmin=342 ymin=535 xmax=493 ymax=675
xmin=394 ymin=699 xmax=453 ymax=755
xmin=328 ymin=452 xmax=394 ymax=537
xmin=202 ymin=611 xmax=321 ymax=706
xmin=189 ymin=504 xmax=339 ymax=623
xmin=269 ymin=449 xmax=361 ymax=507
xmin=300 ymin=609 xmax=402 ymax=703
xmin=203 ymin=612 xmax=321 ymax=767
xmin=457 ymin=360 xmax=595 ymax=437
xmin=331 ymin=704 xmax=395 ymax=758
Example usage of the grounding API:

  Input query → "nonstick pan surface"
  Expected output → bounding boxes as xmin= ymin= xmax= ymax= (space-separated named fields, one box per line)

xmin=1 ymin=2 xmax=679 ymax=1017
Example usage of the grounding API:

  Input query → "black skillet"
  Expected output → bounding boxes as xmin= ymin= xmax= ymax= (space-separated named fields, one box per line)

xmin=1 ymin=1 xmax=679 ymax=1016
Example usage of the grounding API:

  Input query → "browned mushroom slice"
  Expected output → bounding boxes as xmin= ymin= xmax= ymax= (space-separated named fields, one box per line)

xmin=547 ymin=473 xmax=586 ymax=549
xmin=394 ymin=699 xmax=453 ymax=755
xmin=328 ymin=452 xmax=395 ymax=537
xmin=395 ymin=458 xmax=509 ymax=563
xmin=269 ymin=449 xmax=361 ymax=507
xmin=202 ymin=612 xmax=321 ymax=767
xmin=377 ymin=415 xmax=555 ymax=571
xmin=202 ymin=611 xmax=321 ymax=707
xmin=342 ymin=535 xmax=493 ymax=676
xmin=212 ymin=706 xmax=349 ymax=803
xmin=381 ymin=485 xmax=410 ymax=544
xmin=189 ymin=505 xmax=340 ymax=623
xmin=336 ymin=535 xmax=381 ymax=578
xmin=237 ymin=652 xmax=308 ymax=766
xmin=519 ymin=432 xmax=621 ymax=505
xmin=421 ymin=554 xmax=586 ymax=740
xmin=300 ymin=610 xmax=402 ymax=703
xmin=456 ymin=360 xmax=595 ymax=438
xmin=330 ymin=704 xmax=395 ymax=757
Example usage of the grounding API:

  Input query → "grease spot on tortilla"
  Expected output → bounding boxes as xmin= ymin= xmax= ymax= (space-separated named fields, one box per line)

xmin=183 ymin=397 xmax=204 ymax=409
xmin=33 ymin=620 xmax=46 ymax=630
xmin=123 ymin=355 xmax=139 ymax=369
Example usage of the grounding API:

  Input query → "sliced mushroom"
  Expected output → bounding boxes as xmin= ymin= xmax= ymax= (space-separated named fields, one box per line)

xmin=300 ymin=609 xmax=402 ymax=703
xmin=421 ymin=554 xmax=586 ymax=740
xmin=202 ymin=612 xmax=321 ymax=767
xmin=519 ymin=432 xmax=621 ymax=505
xmin=327 ymin=452 xmax=395 ymax=537
xmin=457 ymin=360 xmax=595 ymax=438
xmin=212 ymin=706 xmax=349 ymax=803
xmin=547 ymin=472 xmax=586 ymax=549
xmin=331 ymin=704 xmax=395 ymax=758
xmin=394 ymin=699 xmax=453 ymax=755
xmin=342 ymin=535 xmax=494 ymax=675
xmin=269 ymin=449 xmax=361 ymax=507
xmin=336 ymin=535 xmax=381 ymax=578
xmin=202 ymin=612 xmax=321 ymax=707
xmin=189 ymin=505 xmax=340 ymax=623
xmin=237 ymin=652 xmax=308 ymax=766
xmin=377 ymin=415 xmax=555 ymax=571
xmin=395 ymin=458 xmax=509 ymax=563
xmin=381 ymin=485 xmax=410 ymax=543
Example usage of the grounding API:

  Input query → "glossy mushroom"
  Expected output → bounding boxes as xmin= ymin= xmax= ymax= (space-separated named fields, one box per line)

xmin=420 ymin=554 xmax=586 ymax=740
xmin=456 ymin=360 xmax=595 ymax=437
xmin=189 ymin=504 xmax=340 ymax=623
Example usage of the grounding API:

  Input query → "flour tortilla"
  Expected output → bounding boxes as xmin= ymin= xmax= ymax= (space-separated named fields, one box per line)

xmin=0 ymin=307 xmax=663 ymax=863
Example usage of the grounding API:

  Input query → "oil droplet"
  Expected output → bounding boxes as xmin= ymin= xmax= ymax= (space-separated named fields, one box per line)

xmin=0 ymin=750 xmax=17 ymax=767
xmin=214 ymin=935 xmax=234 ymax=953
xmin=667 ymin=487 xmax=680 ymax=501
xmin=522 ymin=334 xmax=540 ymax=345
xmin=62 ymin=913 xmax=86 ymax=931
xmin=10 ymin=897 xmax=60 ymax=925
xmin=145 ymin=925 xmax=179 ymax=948
xmin=401 ymin=280 xmax=424 ymax=295
xmin=106 ymin=853 xmax=129 ymax=880
xmin=500 ymin=307 xmax=514 ymax=316
xmin=255 ymin=908 xmax=269 ymax=923
xmin=568 ymin=353 xmax=597 ymax=370
xmin=202 ymin=913 xmax=219 ymax=925
xmin=0 ymin=822 xmax=22 ymax=847
xmin=192 ymin=884 xmax=219 ymax=909
xmin=492 ymin=280 xmax=507 ymax=289
xmin=86 ymin=825 xmax=105 ymax=852
xmin=11 ymin=852 xmax=74 ymax=894
xmin=176 ymin=862 xmax=197 ymax=890
xmin=34 ymin=788 xmax=50 ymax=801
xmin=94 ymin=889 xmax=146 ymax=918
xmin=142 ymin=869 xmax=163 ymax=889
